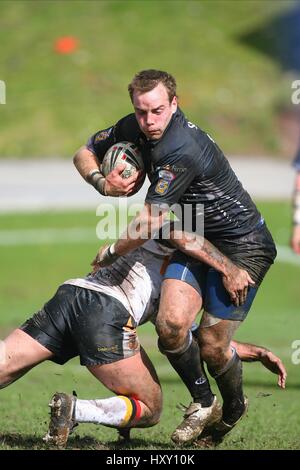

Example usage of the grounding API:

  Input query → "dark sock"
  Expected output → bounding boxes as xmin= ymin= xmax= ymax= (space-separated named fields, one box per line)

xmin=209 ymin=350 xmax=245 ymax=425
xmin=161 ymin=336 xmax=214 ymax=407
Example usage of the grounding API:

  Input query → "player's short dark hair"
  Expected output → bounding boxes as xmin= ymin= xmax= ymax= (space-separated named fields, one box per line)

xmin=128 ymin=69 xmax=177 ymax=103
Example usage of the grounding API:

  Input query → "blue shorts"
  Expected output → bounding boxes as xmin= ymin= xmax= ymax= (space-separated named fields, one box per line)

xmin=164 ymin=251 xmax=258 ymax=321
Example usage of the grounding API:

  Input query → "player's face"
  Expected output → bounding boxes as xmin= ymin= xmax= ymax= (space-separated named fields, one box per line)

xmin=132 ymin=83 xmax=177 ymax=140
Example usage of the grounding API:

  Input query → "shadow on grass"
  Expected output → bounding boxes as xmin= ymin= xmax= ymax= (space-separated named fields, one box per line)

xmin=0 ymin=433 xmax=176 ymax=450
xmin=0 ymin=433 xmax=109 ymax=450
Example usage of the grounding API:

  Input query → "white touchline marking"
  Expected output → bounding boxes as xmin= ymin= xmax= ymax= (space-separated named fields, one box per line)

xmin=0 ymin=228 xmax=98 ymax=245
xmin=0 ymin=229 xmax=299 ymax=267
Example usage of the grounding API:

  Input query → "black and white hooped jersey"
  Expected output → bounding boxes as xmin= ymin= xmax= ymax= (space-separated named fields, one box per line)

xmin=86 ymin=108 xmax=262 ymax=240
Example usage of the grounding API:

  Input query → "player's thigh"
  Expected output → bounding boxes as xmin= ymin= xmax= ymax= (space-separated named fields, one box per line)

xmin=1 ymin=328 xmax=53 ymax=374
xmin=87 ymin=346 xmax=162 ymax=410
xmin=157 ymin=279 xmax=202 ymax=328
xmin=159 ymin=251 xmax=205 ymax=327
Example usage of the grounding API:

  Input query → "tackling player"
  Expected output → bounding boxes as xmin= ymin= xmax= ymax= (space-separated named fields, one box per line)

xmin=0 ymin=240 xmax=285 ymax=449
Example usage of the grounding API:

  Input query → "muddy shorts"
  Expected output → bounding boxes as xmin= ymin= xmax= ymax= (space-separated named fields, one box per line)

xmin=164 ymin=222 xmax=276 ymax=322
xmin=211 ymin=221 xmax=277 ymax=286
xmin=20 ymin=284 xmax=140 ymax=366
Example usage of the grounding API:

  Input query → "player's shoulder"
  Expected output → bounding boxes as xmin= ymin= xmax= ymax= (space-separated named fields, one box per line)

xmin=116 ymin=112 xmax=140 ymax=141
xmin=156 ymin=108 xmax=207 ymax=161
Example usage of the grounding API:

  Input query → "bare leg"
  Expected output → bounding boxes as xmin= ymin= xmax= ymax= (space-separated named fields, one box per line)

xmin=199 ymin=316 xmax=246 ymax=426
xmin=156 ymin=279 xmax=202 ymax=350
xmin=0 ymin=328 xmax=54 ymax=388
xmin=87 ymin=346 xmax=162 ymax=427
xmin=155 ymin=280 xmax=215 ymax=410
xmin=199 ymin=315 xmax=240 ymax=370
xmin=44 ymin=347 xmax=162 ymax=448
xmin=154 ymin=279 xmax=220 ymax=444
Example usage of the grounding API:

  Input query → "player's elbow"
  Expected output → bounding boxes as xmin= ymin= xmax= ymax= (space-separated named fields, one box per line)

xmin=73 ymin=146 xmax=86 ymax=168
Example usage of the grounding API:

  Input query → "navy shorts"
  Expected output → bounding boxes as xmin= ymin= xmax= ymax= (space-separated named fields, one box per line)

xmin=164 ymin=251 xmax=258 ymax=321
xmin=20 ymin=284 xmax=140 ymax=366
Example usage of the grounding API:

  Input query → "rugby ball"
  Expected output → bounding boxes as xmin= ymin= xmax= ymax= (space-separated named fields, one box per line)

xmin=101 ymin=141 xmax=145 ymax=195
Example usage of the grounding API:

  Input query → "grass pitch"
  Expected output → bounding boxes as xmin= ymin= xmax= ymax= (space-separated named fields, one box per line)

xmin=0 ymin=201 xmax=299 ymax=450
xmin=0 ymin=0 xmax=293 ymax=158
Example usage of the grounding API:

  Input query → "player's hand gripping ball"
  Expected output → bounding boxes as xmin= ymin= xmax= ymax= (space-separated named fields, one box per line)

xmin=101 ymin=141 xmax=145 ymax=196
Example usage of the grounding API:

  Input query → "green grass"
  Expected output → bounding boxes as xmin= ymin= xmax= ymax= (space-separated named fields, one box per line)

xmin=0 ymin=201 xmax=299 ymax=450
xmin=0 ymin=0 xmax=294 ymax=158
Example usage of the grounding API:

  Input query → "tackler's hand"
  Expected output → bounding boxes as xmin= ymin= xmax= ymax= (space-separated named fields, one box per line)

xmin=91 ymin=244 xmax=119 ymax=271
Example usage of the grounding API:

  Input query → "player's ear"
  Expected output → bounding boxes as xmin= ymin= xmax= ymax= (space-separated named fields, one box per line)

xmin=171 ymin=95 xmax=177 ymax=111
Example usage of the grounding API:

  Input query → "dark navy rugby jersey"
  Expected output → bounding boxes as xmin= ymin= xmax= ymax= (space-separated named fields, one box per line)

xmin=86 ymin=108 xmax=261 ymax=239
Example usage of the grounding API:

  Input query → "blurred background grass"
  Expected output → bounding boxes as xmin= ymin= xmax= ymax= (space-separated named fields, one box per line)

xmin=0 ymin=0 xmax=297 ymax=158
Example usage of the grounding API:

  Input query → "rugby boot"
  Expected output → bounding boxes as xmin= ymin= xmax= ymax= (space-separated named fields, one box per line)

xmin=171 ymin=395 xmax=222 ymax=445
xmin=117 ymin=427 xmax=131 ymax=443
xmin=43 ymin=392 xmax=77 ymax=449
xmin=195 ymin=396 xmax=249 ymax=448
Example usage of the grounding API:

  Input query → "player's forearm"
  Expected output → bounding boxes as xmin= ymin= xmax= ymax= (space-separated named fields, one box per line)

xmin=115 ymin=204 xmax=167 ymax=256
xmin=170 ymin=231 xmax=235 ymax=277
xmin=73 ymin=146 xmax=101 ymax=181
xmin=73 ymin=146 xmax=106 ymax=194
xmin=232 ymin=340 xmax=265 ymax=362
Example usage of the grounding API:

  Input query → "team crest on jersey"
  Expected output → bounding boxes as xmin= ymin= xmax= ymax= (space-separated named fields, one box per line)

xmin=95 ymin=128 xmax=112 ymax=142
xmin=155 ymin=179 xmax=170 ymax=195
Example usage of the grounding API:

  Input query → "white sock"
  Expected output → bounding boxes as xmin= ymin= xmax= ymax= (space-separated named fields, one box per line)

xmin=74 ymin=395 xmax=138 ymax=427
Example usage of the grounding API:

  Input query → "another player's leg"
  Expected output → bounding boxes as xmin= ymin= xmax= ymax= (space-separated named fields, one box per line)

xmin=0 ymin=328 xmax=53 ymax=388
xmin=86 ymin=346 xmax=162 ymax=428
xmin=45 ymin=347 xmax=162 ymax=448
xmin=199 ymin=315 xmax=248 ymax=442
xmin=155 ymin=275 xmax=221 ymax=444
xmin=193 ymin=265 xmax=260 ymax=445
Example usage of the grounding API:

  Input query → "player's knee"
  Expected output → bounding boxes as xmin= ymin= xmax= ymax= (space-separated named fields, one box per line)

xmin=155 ymin=314 xmax=186 ymax=343
xmin=133 ymin=403 xmax=161 ymax=428
xmin=148 ymin=411 xmax=161 ymax=426
xmin=200 ymin=342 xmax=225 ymax=367
xmin=145 ymin=396 xmax=162 ymax=426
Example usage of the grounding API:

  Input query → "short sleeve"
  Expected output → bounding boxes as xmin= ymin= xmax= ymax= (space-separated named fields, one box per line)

xmin=86 ymin=126 xmax=118 ymax=163
xmin=86 ymin=114 xmax=140 ymax=163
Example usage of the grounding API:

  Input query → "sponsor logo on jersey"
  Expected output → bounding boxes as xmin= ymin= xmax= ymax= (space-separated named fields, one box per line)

xmin=95 ymin=127 xmax=113 ymax=142
xmin=161 ymin=164 xmax=186 ymax=174
xmin=155 ymin=179 xmax=170 ymax=195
